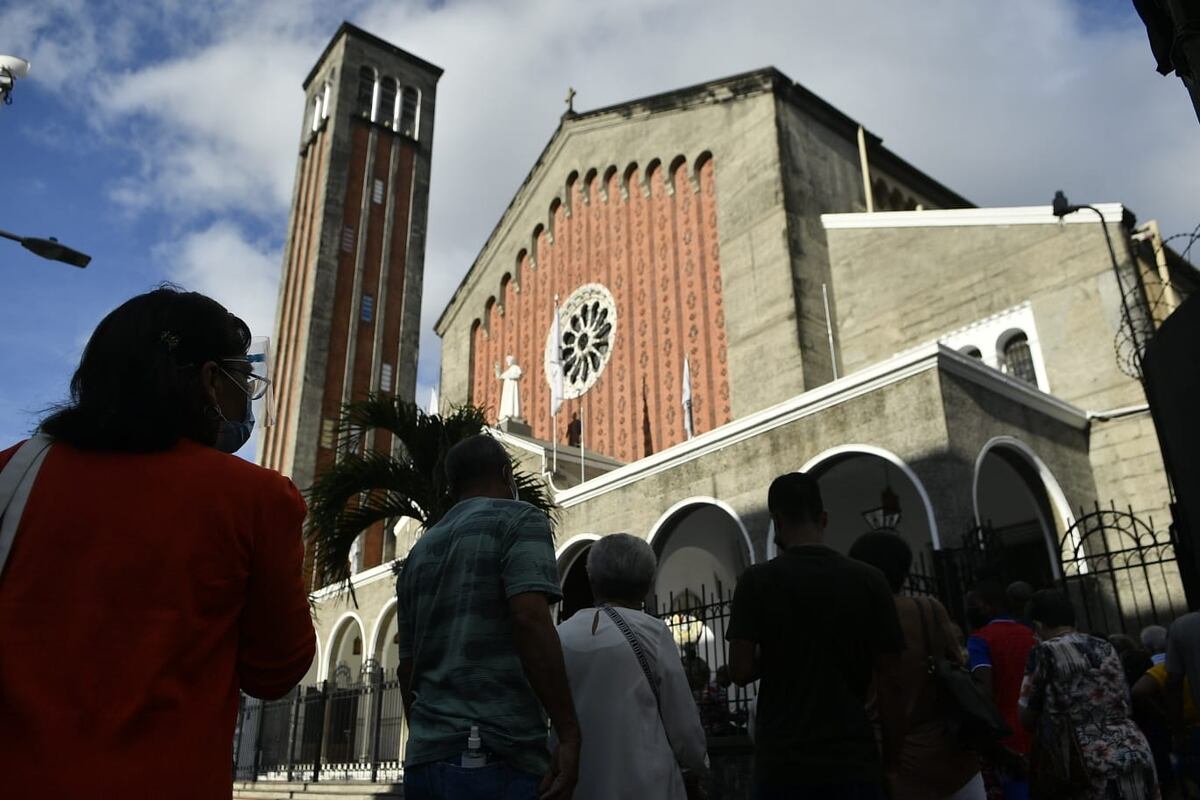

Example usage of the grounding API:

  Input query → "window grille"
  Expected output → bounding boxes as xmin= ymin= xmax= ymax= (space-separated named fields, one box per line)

xmin=361 ymin=295 xmax=374 ymax=323
xmin=1002 ymin=333 xmax=1038 ymax=386
xmin=380 ymin=362 xmax=394 ymax=392
xmin=320 ymin=418 xmax=337 ymax=449
xmin=341 ymin=226 xmax=355 ymax=253
xmin=372 ymin=178 xmax=385 ymax=205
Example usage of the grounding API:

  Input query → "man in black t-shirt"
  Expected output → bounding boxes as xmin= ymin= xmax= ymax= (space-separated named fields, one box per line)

xmin=727 ymin=472 xmax=906 ymax=799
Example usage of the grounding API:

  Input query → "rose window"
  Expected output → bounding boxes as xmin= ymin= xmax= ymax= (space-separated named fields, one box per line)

xmin=545 ymin=283 xmax=617 ymax=399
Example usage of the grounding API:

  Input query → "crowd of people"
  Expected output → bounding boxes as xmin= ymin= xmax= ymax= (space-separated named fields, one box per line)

xmin=4 ymin=287 xmax=1200 ymax=800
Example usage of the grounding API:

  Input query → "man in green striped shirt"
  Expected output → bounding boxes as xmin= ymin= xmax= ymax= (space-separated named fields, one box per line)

xmin=398 ymin=435 xmax=580 ymax=799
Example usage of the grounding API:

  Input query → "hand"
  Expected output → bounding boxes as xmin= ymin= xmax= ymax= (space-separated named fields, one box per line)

xmin=539 ymin=737 xmax=580 ymax=800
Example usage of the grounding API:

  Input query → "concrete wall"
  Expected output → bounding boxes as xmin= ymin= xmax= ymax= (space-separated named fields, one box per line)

xmin=826 ymin=220 xmax=1169 ymax=522
xmin=773 ymin=97 xmax=963 ymax=388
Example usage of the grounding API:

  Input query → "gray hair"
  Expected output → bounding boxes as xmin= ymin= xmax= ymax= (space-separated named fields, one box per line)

xmin=1141 ymin=624 xmax=1168 ymax=653
xmin=587 ymin=533 xmax=657 ymax=603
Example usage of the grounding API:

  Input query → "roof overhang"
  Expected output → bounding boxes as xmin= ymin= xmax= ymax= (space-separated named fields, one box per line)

xmin=821 ymin=204 xmax=1127 ymax=231
xmin=553 ymin=342 xmax=1088 ymax=509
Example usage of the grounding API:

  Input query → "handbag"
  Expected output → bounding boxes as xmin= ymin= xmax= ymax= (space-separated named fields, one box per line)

xmin=916 ymin=597 xmax=1012 ymax=749
xmin=1027 ymin=643 xmax=1091 ymax=797
xmin=601 ymin=606 xmax=709 ymax=800
xmin=0 ymin=434 xmax=53 ymax=582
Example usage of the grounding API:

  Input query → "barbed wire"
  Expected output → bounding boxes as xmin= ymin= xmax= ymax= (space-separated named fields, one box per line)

xmin=1113 ymin=222 xmax=1200 ymax=381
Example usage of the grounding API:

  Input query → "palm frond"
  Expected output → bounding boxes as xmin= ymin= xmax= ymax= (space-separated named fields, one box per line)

xmin=305 ymin=395 xmax=557 ymax=597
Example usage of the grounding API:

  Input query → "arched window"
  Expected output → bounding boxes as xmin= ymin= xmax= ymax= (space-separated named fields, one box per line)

xmin=960 ymin=346 xmax=982 ymax=359
xmin=309 ymin=95 xmax=321 ymax=133
xmin=378 ymin=77 xmax=397 ymax=128
xmin=399 ymin=86 xmax=419 ymax=138
xmin=1002 ymin=332 xmax=1037 ymax=386
xmin=356 ymin=66 xmax=377 ymax=119
xmin=321 ymin=81 xmax=332 ymax=119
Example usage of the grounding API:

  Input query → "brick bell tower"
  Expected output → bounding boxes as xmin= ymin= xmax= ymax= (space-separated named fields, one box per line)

xmin=260 ymin=23 xmax=441 ymax=585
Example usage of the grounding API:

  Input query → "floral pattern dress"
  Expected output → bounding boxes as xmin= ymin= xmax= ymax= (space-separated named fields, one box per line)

xmin=1019 ymin=632 xmax=1159 ymax=799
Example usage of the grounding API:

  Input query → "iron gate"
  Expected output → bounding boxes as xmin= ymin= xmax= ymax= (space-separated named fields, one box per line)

xmin=1058 ymin=502 xmax=1188 ymax=635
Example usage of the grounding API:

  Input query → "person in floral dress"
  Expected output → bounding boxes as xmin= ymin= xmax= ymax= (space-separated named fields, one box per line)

xmin=1018 ymin=590 xmax=1159 ymax=799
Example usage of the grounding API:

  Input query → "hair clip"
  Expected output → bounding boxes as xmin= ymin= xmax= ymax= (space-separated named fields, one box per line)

xmin=160 ymin=331 xmax=181 ymax=351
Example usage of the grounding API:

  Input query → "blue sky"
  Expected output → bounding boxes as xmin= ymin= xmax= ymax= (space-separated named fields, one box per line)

xmin=1 ymin=0 xmax=1196 ymax=459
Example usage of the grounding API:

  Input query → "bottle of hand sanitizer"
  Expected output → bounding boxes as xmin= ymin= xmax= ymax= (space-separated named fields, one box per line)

xmin=461 ymin=725 xmax=487 ymax=768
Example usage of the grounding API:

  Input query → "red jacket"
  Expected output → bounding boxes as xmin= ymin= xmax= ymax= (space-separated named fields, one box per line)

xmin=0 ymin=438 xmax=315 ymax=799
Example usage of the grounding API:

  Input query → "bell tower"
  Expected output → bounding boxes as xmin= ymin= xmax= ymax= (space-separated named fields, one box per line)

xmin=260 ymin=23 xmax=441 ymax=581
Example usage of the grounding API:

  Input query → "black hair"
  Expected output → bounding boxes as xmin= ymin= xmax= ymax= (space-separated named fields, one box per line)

xmin=1026 ymin=589 xmax=1077 ymax=628
xmin=445 ymin=434 xmax=511 ymax=497
xmin=40 ymin=286 xmax=251 ymax=452
xmin=849 ymin=531 xmax=913 ymax=593
xmin=767 ymin=471 xmax=824 ymax=527
xmin=971 ymin=578 xmax=1009 ymax=614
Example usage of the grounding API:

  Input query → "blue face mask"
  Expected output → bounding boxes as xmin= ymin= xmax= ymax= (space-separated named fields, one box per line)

xmin=214 ymin=394 xmax=255 ymax=454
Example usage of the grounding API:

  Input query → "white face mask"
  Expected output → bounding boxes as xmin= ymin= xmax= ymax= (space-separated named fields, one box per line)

xmin=510 ymin=477 xmax=521 ymax=502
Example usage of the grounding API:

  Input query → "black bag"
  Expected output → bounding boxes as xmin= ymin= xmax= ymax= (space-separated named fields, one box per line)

xmin=916 ymin=598 xmax=1012 ymax=748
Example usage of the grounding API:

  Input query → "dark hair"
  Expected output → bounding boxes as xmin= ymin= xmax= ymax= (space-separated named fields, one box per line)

xmin=767 ymin=472 xmax=824 ymax=527
xmin=971 ymin=578 xmax=1009 ymax=614
xmin=849 ymin=531 xmax=913 ymax=593
xmin=40 ymin=287 xmax=251 ymax=452
xmin=445 ymin=434 xmax=511 ymax=497
xmin=1027 ymin=589 xmax=1076 ymax=628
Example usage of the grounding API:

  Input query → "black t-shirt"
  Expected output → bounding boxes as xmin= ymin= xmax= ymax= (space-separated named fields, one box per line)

xmin=726 ymin=544 xmax=905 ymax=784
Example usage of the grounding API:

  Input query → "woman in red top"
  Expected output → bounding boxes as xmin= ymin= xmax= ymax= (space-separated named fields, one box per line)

xmin=0 ymin=288 xmax=316 ymax=799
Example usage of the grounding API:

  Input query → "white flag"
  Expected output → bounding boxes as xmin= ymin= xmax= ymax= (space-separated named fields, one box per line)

xmin=682 ymin=357 xmax=694 ymax=439
xmin=546 ymin=306 xmax=565 ymax=416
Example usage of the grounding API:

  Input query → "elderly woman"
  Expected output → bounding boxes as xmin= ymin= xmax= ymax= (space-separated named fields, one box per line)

xmin=556 ymin=533 xmax=708 ymax=799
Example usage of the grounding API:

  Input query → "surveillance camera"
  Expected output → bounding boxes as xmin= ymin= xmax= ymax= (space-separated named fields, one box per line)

xmin=0 ymin=55 xmax=30 ymax=79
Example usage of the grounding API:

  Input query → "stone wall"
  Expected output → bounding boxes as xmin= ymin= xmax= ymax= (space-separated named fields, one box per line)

xmin=825 ymin=220 xmax=1169 ymax=524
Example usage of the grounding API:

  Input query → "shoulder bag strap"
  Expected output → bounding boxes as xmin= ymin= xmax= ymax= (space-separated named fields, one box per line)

xmin=0 ymin=434 xmax=54 ymax=582
xmin=602 ymin=605 xmax=662 ymax=713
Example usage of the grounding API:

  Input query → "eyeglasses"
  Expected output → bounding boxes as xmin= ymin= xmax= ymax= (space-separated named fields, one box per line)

xmin=220 ymin=359 xmax=272 ymax=401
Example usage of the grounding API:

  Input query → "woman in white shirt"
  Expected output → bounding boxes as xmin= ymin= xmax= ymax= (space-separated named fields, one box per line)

xmin=556 ymin=533 xmax=709 ymax=799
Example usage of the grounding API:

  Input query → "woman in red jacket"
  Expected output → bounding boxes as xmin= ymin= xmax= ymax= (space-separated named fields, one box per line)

xmin=0 ymin=287 xmax=316 ymax=799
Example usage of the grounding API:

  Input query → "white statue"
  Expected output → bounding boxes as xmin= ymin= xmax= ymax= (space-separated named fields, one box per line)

xmin=495 ymin=355 xmax=523 ymax=422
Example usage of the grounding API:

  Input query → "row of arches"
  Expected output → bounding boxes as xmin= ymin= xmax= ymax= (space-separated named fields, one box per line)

xmin=306 ymin=598 xmax=402 ymax=686
xmin=555 ymin=436 xmax=1075 ymax=624
xmin=470 ymin=152 xmax=714 ymax=340
xmin=356 ymin=65 xmax=421 ymax=138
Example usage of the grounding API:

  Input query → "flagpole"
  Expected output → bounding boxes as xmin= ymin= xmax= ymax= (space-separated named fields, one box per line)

xmin=549 ymin=295 xmax=562 ymax=477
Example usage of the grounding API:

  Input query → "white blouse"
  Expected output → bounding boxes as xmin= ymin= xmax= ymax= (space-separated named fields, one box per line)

xmin=556 ymin=606 xmax=708 ymax=800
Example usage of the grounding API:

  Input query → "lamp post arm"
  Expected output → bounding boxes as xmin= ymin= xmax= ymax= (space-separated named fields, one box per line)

xmin=1077 ymin=204 xmax=1146 ymax=375
xmin=0 ymin=229 xmax=22 ymax=244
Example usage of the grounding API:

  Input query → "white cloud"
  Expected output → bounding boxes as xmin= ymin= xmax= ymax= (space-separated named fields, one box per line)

xmin=14 ymin=0 xmax=1200 ymax=420
xmin=168 ymin=221 xmax=281 ymax=339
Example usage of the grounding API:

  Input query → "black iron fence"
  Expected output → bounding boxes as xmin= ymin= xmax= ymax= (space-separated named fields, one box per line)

xmin=646 ymin=584 xmax=755 ymax=739
xmin=233 ymin=671 xmax=404 ymax=783
xmin=1059 ymin=502 xmax=1189 ymax=635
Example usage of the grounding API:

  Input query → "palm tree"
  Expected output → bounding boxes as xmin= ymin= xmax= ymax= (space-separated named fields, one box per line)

xmin=305 ymin=395 xmax=557 ymax=594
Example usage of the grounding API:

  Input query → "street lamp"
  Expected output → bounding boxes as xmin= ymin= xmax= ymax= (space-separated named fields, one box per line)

xmin=1051 ymin=190 xmax=1143 ymax=375
xmin=0 ymin=228 xmax=91 ymax=268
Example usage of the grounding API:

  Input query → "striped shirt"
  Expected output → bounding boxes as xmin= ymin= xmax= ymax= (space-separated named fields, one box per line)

xmin=397 ymin=497 xmax=561 ymax=775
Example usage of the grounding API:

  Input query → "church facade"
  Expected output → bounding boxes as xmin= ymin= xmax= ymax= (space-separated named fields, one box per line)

xmin=278 ymin=56 xmax=1195 ymax=784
